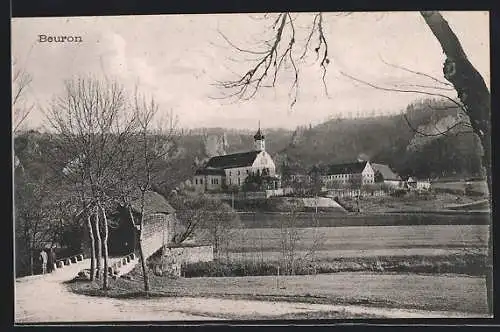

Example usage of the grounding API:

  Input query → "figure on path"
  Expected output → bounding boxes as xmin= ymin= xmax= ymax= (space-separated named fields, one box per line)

xmin=48 ymin=248 xmax=57 ymax=272
xmin=39 ymin=250 xmax=48 ymax=274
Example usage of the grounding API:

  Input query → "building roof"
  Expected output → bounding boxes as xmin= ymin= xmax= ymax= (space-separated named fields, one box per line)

xmin=371 ymin=163 xmax=401 ymax=181
xmin=205 ymin=150 xmax=261 ymax=169
xmin=325 ymin=161 xmax=368 ymax=175
xmin=194 ymin=168 xmax=226 ymax=176
xmin=129 ymin=191 xmax=175 ymax=216
xmin=253 ymin=127 xmax=265 ymax=140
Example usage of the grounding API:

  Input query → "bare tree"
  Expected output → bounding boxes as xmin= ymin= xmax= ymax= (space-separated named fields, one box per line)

xmin=173 ymin=195 xmax=241 ymax=259
xmin=12 ymin=59 xmax=34 ymax=134
xmin=203 ymin=200 xmax=241 ymax=260
xmin=15 ymin=178 xmax=54 ymax=275
xmin=45 ymin=76 xmax=136 ymax=289
xmin=118 ymin=90 xmax=177 ymax=292
xmin=216 ymin=11 xmax=492 ymax=314
xmin=278 ymin=199 xmax=303 ymax=275
xmin=13 ymin=131 xmax=81 ymax=277
xmin=170 ymin=194 xmax=214 ymax=244
xmin=278 ymin=199 xmax=326 ymax=275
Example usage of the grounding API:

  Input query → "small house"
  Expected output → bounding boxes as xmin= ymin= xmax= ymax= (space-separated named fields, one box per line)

xmin=371 ymin=163 xmax=403 ymax=188
xmin=406 ymin=177 xmax=430 ymax=191
xmin=416 ymin=179 xmax=431 ymax=191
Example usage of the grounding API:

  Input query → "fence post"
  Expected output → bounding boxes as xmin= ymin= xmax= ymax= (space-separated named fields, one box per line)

xmin=276 ymin=266 xmax=280 ymax=289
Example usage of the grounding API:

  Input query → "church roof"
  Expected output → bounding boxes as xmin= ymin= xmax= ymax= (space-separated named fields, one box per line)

xmin=371 ymin=163 xmax=401 ymax=181
xmin=253 ymin=127 xmax=265 ymax=140
xmin=195 ymin=168 xmax=226 ymax=176
xmin=205 ymin=150 xmax=261 ymax=169
xmin=325 ymin=161 xmax=368 ymax=175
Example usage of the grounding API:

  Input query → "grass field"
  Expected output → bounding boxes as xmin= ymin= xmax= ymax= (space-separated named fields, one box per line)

xmin=431 ymin=180 xmax=488 ymax=196
xmin=68 ymin=271 xmax=488 ymax=315
xmin=226 ymin=225 xmax=488 ymax=255
xmin=190 ymin=224 xmax=488 ymax=277
xmin=67 ymin=223 xmax=490 ymax=317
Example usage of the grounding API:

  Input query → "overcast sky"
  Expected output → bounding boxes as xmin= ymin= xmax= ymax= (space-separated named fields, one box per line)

xmin=11 ymin=11 xmax=489 ymax=131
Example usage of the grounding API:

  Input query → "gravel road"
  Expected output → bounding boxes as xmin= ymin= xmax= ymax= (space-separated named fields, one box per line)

xmin=15 ymin=259 xmax=489 ymax=323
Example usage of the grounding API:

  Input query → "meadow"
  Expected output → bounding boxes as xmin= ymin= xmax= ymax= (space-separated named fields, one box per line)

xmin=69 ymin=271 xmax=489 ymax=315
xmin=68 ymin=221 xmax=490 ymax=317
xmin=431 ymin=180 xmax=488 ymax=196
xmin=186 ymin=224 xmax=489 ymax=277
xmin=226 ymin=225 xmax=488 ymax=257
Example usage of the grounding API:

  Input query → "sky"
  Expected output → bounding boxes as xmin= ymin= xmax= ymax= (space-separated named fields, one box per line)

xmin=11 ymin=11 xmax=490 ymax=131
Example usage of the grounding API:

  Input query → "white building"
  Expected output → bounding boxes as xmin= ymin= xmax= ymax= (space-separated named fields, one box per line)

xmin=321 ymin=161 xmax=375 ymax=187
xmin=417 ymin=180 xmax=431 ymax=191
xmin=193 ymin=126 xmax=279 ymax=193
xmin=406 ymin=177 xmax=431 ymax=191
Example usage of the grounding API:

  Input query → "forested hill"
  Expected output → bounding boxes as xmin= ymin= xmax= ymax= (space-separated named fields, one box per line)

xmin=277 ymin=98 xmax=483 ymax=179
xmin=14 ymin=98 xmax=484 ymax=194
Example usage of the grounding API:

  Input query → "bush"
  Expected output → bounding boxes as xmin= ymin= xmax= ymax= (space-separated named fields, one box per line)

xmin=390 ymin=189 xmax=408 ymax=197
xmin=183 ymin=260 xmax=279 ymax=278
xmin=416 ymin=190 xmax=435 ymax=200
xmin=181 ymin=253 xmax=487 ymax=277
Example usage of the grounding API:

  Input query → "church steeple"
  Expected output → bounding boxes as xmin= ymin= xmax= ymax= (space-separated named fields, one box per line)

xmin=253 ymin=121 xmax=265 ymax=151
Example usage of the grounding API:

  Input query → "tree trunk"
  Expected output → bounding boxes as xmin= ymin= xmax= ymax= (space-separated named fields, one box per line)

xmin=29 ymin=249 xmax=33 ymax=276
xmin=100 ymin=204 xmax=110 ymax=290
xmin=86 ymin=214 xmax=96 ymax=281
xmin=94 ymin=209 xmax=103 ymax=280
xmin=213 ymin=230 xmax=219 ymax=260
xmin=137 ymin=230 xmax=150 ymax=292
xmin=420 ymin=11 xmax=492 ymax=315
xmin=128 ymin=206 xmax=149 ymax=292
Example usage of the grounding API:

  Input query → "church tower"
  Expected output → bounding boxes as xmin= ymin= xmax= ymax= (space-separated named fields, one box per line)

xmin=253 ymin=122 xmax=265 ymax=151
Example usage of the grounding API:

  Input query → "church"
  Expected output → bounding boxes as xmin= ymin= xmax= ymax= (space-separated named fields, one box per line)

xmin=193 ymin=126 xmax=280 ymax=193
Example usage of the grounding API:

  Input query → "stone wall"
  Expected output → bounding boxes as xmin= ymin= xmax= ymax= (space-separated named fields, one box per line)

xmin=141 ymin=213 xmax=175 ymax=260
xmin=162 ymin=245 xmax=214 ymax=265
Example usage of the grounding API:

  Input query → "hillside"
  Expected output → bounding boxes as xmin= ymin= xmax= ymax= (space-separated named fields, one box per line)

xmin=14 ymin=98 xmax=484 ymax=193
xmin=277 ymin=98 xmax=483 ymax=180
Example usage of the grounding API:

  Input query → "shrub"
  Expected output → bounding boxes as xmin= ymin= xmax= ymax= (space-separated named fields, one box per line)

xmin=183 ymin=260 xmax=280 ymax=277
xmin=180 ymin=253 xmax=487 ymax=278
xmin=390 ymin=189 xmax=408 ymax=197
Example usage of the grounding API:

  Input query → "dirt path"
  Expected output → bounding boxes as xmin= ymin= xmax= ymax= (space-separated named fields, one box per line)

xmin=15 ymin=259 xmax=489 ymax=323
